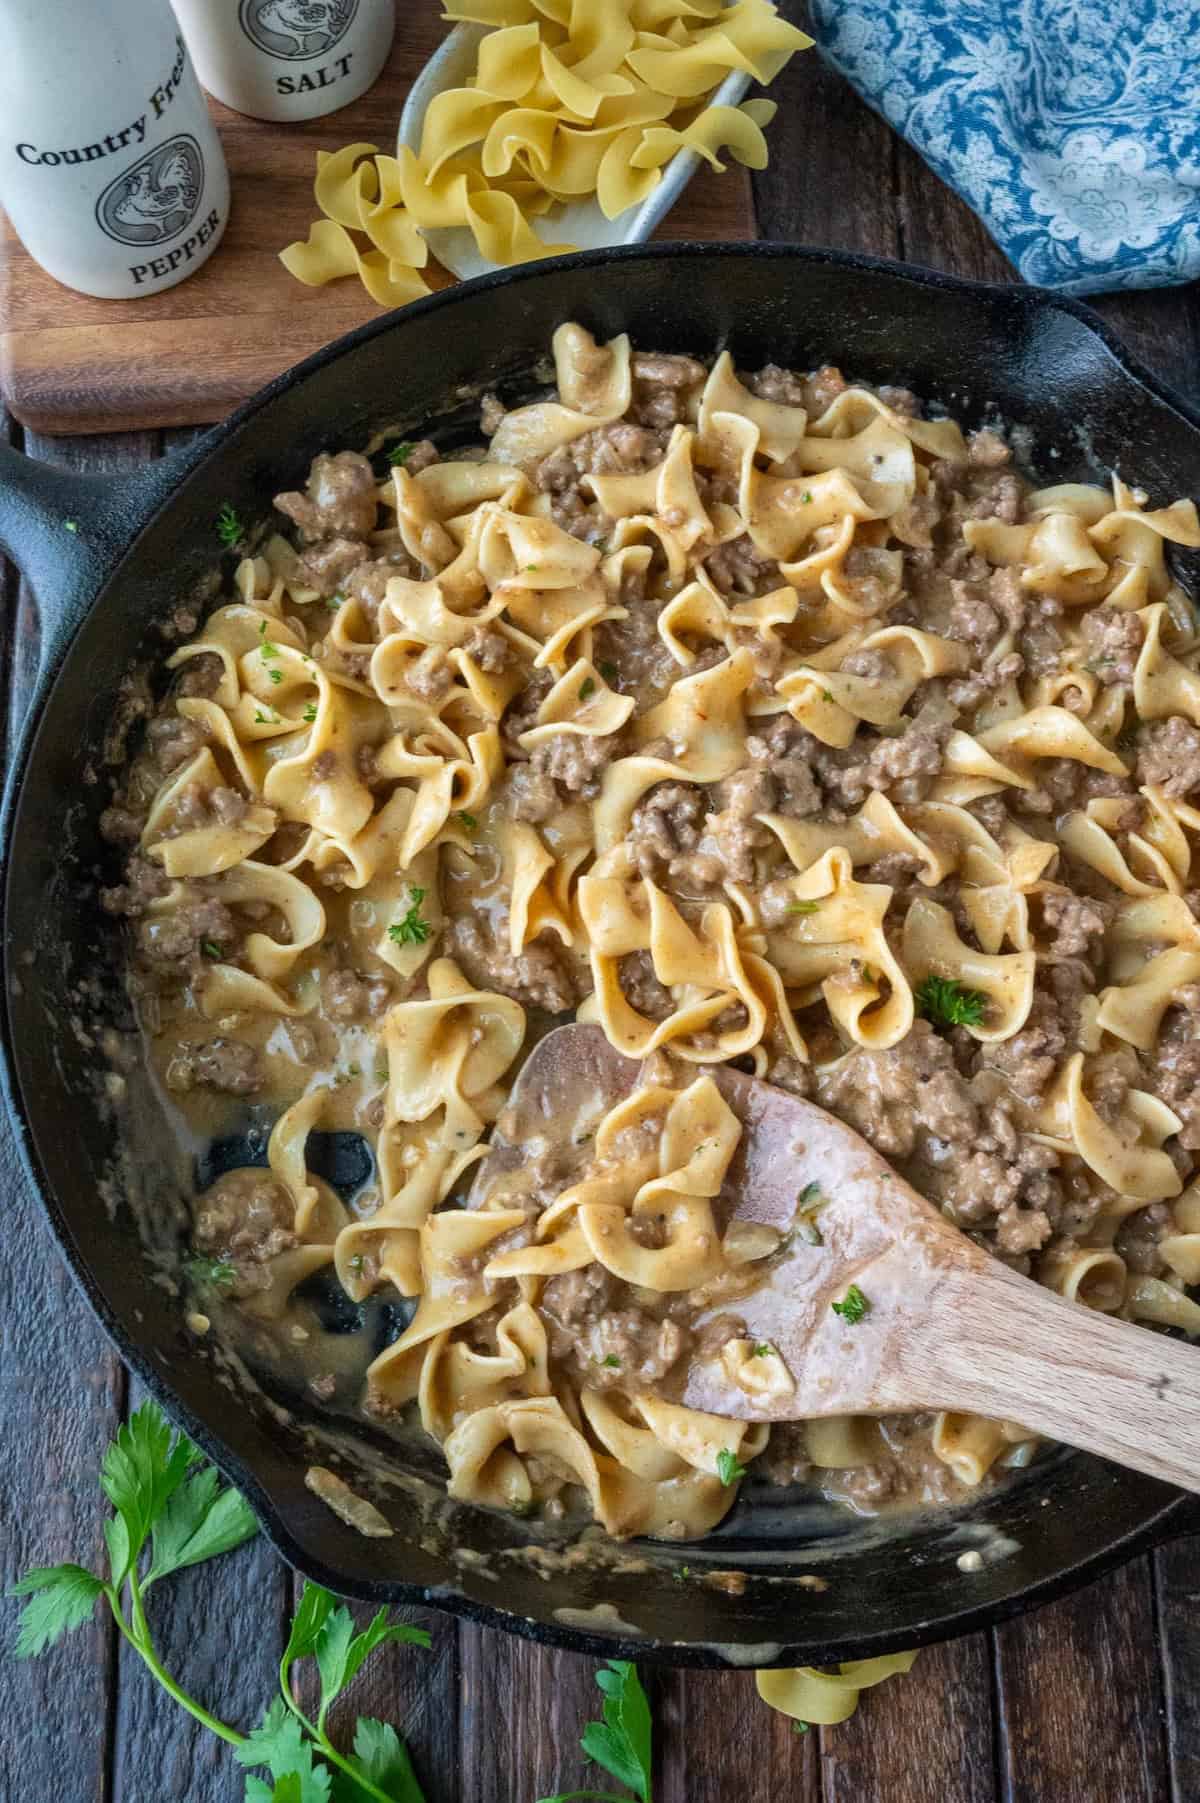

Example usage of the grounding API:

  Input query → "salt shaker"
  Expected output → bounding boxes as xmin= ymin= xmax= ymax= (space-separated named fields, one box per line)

xmin=172 ymin=0 xmax=396 ymax=122
xmin=0 ymin=0 xmax=230 ymax=300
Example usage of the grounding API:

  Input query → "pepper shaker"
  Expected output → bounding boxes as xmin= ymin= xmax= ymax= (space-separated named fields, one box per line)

xmin=0 ymin=0 xmax=230 ymax=300
xmin=171 ymin=0 xmax=396 ymax=122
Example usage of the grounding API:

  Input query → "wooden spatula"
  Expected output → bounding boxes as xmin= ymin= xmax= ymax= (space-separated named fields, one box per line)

xmin=475 ymin=1023 xmax=1200 ymax=1496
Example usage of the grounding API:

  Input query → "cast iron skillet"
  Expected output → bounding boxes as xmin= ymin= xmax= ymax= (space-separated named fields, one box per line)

xmin=2 ymin=244 xmax=1199 ymax=1670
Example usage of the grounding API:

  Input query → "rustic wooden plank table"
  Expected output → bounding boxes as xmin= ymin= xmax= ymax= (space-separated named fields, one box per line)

xmin=4 ymin=14 xmax=1200 ymax=1800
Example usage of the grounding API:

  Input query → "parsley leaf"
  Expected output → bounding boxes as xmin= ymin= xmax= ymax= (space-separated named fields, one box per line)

xmin=8 ymin=1565 xmax=105 ymax=1658
xmin=145 ymin=1464 xmax=258 ymax=1587
xmin=716 ymin=1448 xmax=747 ymax=1487
xmin=244 ymin=1777 xmax=305 ymax=1803
xmin=821 ymin=688 xmax=835 ymax=703
xmin=351 ymin=1718 xmax=424 ymax=1799
xmin=99 ymin=1402 xmax=202 ymax=1580
xmin=386 ymin=441 xmax=415 ymax=467
xmin=752 ymin=1343 xmax=772 ymax=1358
xmin=916 ymin=974 xmax=986 ymax=1030
xmin=186 ymin=1253 xmax=236 ymax=1290
xmin=320 ymin=1606 xmax=431 ymax=1722
xmin=268 ymin=668 xmax=284 ymax=685
xmin=579 ymin=677 xmax=596 ymax=700
xmin=600 ymin=1354 xmax=621 ymax=1369
xmin=538 ymin=1660 xmax=653 ymax=1802
xmin=255 ymin=709 xmax=278 ymax=725
xmin=387 ymin=887 xmax=431 ymax=946
xmin=236 ymin=1700 xmax=331 ymax=1802
xmin=800 ymin=490 xmax=813 ymax=504
xmin=216 ymin=504 xmax=244 ymax=547
xmin=303 ymin=703 xmax=318 ymax=723
xmin=535 ymin=1661 xmax=651 ymax=1803
xmin=831 ymin=1283 xmax=870 ymax=1325
xmin=786 ymin=900 xmax=820 ymax=915
xmin=457 ymin=810 xmax=477 ymax=830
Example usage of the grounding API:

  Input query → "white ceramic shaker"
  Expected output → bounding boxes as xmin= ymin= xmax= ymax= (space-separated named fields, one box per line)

xmin=172 ymin=0 xmax=396 ymax=122
xmin=0 ymin=0 xmax=230 ymax=300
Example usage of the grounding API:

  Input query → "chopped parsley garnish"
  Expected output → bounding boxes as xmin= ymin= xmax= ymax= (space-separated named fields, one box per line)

xmin=821 ymin=688 xmax=835 ymax=703
xmin=186 ymin=1254 xmax=235 ymax=1290
xmin=215 ymin=503 xmax=243 ymax=547
xmin=752 ymin=1343 xmax=772 ymax=1358
xmin=716 ymin=1448 xmax=747 ymax=1486
xmin=786 ymin=899 xmax=820 ymax=915
xmin=792 ymin=1720 xmax=811 ymax=1735
xmin=267 ymin=667 xmax=283 ymax=685
xmin=916 ymin=974 xmax=987 ymax=1030
xmin=524 ymin=563 xmax=540 ymax=573
xmin=579 ymin=677 xmax=596 ymax=701
xmin=600 ymin=1354 xmax=621 ymax=1369
xmin=253 ymin=709 xmax=278 ymax=725
xmin=326 ymin=593 xmax=344 ymax=609
xmin=387 ymin=886 xmax=431 ymax=946
xmin=673 ymin=1565 xmax=690 ymax=1584
xmin=800 ymin=490 xmax=813 ymax=505
xmin=64 ymin=519 xmax=78 ymax=533
xmin=831 ymin=1284 xmax=870 ymax=1325
xmin=386 ymin=440 xmax=415 ymax=466
xmin=458 ymin=810 xmax=477 ymax=830
xmin=302 ymin=702 xmax=318 ymax=722
xmin=258 ymin=619 xmax=279 ymax=657
xmin=200 ymin=941 xmax=224 ymax=960
xmin=792 ymin=1181 xmax=826 ymax=1246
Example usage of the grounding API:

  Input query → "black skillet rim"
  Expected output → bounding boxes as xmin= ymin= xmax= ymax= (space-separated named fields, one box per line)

xmin=2 ymin=241 xmax=1197 ymax=1669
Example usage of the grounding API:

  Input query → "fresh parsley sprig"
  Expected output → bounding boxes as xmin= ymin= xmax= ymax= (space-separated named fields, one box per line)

xmin=915 ymin=974 xmax=986 ymax=1030
xmin=250 ymin=1580 xmax=430 ymax=1803
xmin=538 ymin=1659 xmax=654 ymax=1803
xmin=8 ymin=1401 xmax=430 ymax=1803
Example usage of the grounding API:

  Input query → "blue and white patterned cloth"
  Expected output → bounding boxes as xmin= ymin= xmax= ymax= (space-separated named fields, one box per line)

xmin=809 ymin=0 xmax=1200 ymax=294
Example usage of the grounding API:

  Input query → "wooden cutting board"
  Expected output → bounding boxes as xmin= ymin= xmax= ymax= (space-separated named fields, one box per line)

xmin=0 ymin=4 xmax=755 ymax=435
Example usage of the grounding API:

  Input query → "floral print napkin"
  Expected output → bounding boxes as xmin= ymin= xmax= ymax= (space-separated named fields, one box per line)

xmin=809 ymin=0 xmax=1200 ymax=294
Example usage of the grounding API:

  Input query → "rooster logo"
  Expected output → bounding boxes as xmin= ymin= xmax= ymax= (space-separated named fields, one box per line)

xmin=239 ymin=0 xmax=358 ymax=59
xmin=95 ymin=135 xmax=204 ymax=247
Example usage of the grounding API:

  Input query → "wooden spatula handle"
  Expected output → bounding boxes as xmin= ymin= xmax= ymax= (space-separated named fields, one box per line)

xmin=909 ymin=1259 xmax=1200 ymax=1495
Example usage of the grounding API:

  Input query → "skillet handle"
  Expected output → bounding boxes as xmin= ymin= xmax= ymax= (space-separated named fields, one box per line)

xmin=0 ymin=436 xmax=212 ymax=695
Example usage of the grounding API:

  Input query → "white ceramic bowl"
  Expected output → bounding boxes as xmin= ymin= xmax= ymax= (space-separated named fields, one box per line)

xmin=397 ymin=21 xmax=751 ymax=280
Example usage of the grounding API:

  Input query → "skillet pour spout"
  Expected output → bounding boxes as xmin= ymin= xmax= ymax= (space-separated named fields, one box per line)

xmin=3 ymin=244 xmax=1200 ymax=1669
